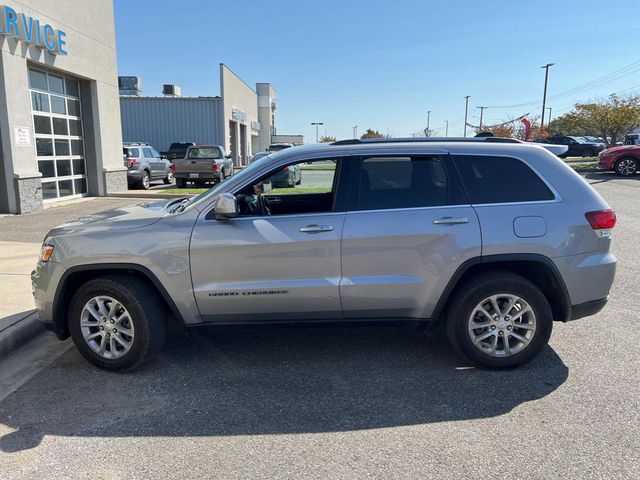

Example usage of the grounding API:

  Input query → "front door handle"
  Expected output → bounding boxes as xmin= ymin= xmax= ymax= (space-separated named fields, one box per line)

xmin=433 ymin=217 xmax=469 ymax=225
xmin=299 ymin=224 xmax=334 ymax=233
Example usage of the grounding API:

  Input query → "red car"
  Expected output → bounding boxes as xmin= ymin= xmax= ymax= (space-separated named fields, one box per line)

xmin=597 ymin=145 xmax=640 ymax=176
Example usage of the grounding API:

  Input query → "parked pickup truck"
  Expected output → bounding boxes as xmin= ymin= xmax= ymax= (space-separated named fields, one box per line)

xmin=160 ymin=142 xmax=196 ymax=162
xmin=173 ymin=145 xmax=235 ymax=188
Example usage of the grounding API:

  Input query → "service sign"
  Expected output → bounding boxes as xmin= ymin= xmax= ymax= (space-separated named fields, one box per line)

xmin=0 ymin=5 xmax=67 ymax=55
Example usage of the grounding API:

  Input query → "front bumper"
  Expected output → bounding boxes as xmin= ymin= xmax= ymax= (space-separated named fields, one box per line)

xmin=31 ymin=260 xmax=66 ymax=326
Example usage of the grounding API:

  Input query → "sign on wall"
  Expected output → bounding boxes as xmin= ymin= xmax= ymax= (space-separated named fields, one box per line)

xmin=14 ymin=126 xmax=31 ymax=146
xmin=0 ymin=5 xmax=67 ymax=55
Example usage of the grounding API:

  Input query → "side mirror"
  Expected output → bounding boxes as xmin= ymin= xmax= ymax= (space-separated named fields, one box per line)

xmin=226 ymin=154 xmax=233 ymax=159
xmin=213 ymin=193 xmax=238 ymax=220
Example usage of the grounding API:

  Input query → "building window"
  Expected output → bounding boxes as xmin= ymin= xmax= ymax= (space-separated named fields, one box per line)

xmin=29 ymin=68 xmax=87 ymax=201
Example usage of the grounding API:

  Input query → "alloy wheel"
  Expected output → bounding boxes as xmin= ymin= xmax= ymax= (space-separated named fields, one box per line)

xmin=80 ymin=296 xmax=135 ymax=360
xmin=467 ymin=294 xmax=536 ymax=357
xmin=617 ymin=159 xmax=637 ymax=176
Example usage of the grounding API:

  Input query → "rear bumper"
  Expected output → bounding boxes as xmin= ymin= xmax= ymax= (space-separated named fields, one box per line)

xmin=174 ymin=173 xmax=222 ymax=181
xmin=569 ymin=297 xmax=608 ymax=321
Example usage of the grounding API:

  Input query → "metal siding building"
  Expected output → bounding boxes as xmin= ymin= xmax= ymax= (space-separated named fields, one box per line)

xmin=120 ymin=96 xmax=223 ymax=152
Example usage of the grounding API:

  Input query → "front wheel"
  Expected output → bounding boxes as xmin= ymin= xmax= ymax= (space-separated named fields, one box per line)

xmin=68 ymin=276 xmax=167 ymax=371
xmin=581 ymin=148 xmax=595 ymax=158
xmin=445 ymin=272 xmax=552 ymax=369
xmin=615 ymin=157 xmax=638 ymax=176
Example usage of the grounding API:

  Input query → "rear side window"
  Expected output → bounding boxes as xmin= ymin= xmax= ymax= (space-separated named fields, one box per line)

xmin=453 ymin=155 xmax=555 ymax=204
xmin=124 ymin=148 xmax=140 ymax=158
xmin=354 ymin=156 xmax=464 ymax=211
xmin=142 ymin=148 xmax=153 ymax=158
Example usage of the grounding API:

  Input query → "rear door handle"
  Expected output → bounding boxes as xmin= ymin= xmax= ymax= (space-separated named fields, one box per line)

xmin=433 ymin=217 xmax=469 ymax=225
xmin=299 ymin=225 xmax=334 ymax=233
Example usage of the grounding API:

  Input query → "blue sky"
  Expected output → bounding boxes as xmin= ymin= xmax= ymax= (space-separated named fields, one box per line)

xmin=114 ymin=0 xmax=640 ymax=141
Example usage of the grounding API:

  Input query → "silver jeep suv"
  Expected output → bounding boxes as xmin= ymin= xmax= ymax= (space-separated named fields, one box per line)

xmin=32 ymin=138 xmax=617 ymax=371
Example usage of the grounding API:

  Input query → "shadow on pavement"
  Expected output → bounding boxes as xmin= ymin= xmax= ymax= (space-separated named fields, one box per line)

xmin=0 ymin=324 xmax=568 ymax=452
xmin=582 ymin=171 xmax=640 ymax=184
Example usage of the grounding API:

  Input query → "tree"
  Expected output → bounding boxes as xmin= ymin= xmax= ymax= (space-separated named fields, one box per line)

xmin=360 ymin=129 xmax=389 ymax=139
xmin=318 ymin=135 xmax=336 ymax=143
xmin=549 ymin=94 xmax=640 ymax=145
xmin=475 ymin=124 xmax=515 ymax=138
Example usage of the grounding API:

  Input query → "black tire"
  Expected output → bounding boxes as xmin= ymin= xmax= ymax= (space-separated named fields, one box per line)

xmin=581 ymin=148 xmax=595 ymax=158
xmin=175 ymin=178 xmax=187 ymax=188
xmin=614 ymin=157 xmax=638 ymax=177
xmin=163 ymin=171 xmax=174 ymax=185
xmin=445 ymin=271 xmax=553 ymax=369
xmin=139 ymin=170 xmax=151 ymax=190
xmin=68 ymin=275 xmax=167 ymax=371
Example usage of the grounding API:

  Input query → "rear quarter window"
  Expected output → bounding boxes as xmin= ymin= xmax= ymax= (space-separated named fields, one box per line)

xmin=453 ymin=155 xmax=555 ymax=204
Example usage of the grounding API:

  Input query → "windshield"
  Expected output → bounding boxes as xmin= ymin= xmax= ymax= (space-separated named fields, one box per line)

xmin=186 ymin=153 xmax=273 ymax=209
xmin=188 ymin=147 xmax=222 ymax=159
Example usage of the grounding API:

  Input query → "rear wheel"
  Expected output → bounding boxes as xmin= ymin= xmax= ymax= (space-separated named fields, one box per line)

xmin=445 ymin=272 xmax=552 ymax=369
xmin=615 ymin=157 xmax=638 ymax=176
xmin=68 ymin=276 xmax=167 ymax=371
xmin=139 ymin=170 xmax=151 ymax=190
xmin=175 ymin=178 xmax=187 ymax=188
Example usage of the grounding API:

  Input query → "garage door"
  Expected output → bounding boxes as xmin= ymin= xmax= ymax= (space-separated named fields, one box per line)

xmin=30 ymin=68 xmax=87 ymax=202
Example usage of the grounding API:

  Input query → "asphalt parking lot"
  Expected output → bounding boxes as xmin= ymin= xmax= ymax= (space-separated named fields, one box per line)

xmin=0 ymin=174 xmax=639 ymax=479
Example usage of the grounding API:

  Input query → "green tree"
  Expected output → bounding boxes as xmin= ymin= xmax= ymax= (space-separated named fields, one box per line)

xmin=360 ymin=129 xmax=389 ymax=139
xmin=319 ymin=135 xmax=336 ymax=143
xmin=549 ymin=94 xmax=640 ymax=145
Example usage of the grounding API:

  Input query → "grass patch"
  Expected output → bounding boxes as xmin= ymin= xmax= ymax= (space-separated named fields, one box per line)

xmin=564 ymin=156 xmax=598 ymax=163
xmin=300 ymin=164 xmax=336 ymax=171
xmin=565 ymin=161 xmax=598 ymax=172
xmin=161 ymin=188 xmax=207 ymax=195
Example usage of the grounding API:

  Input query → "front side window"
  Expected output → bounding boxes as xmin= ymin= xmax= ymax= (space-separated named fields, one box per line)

xmin=453 ymin=155 xmax=555 ymax=204
xmin=354 ymin=156 xmax=455 ymax=211
xmin=142 ymin=148 xmax=153 ymax=158
xmin=233 ymin=158 xmax=339 ymax=217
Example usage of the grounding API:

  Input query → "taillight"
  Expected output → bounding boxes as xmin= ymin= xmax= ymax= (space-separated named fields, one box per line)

xmin=127 ymin=158 xmax=138 ymax=168
xmin=585 ymin=209 xmax=616 ymax=230
xmin=283 ymin=166 xmax=290 ymax=172
xmin=212 ymin=162 xmax=218 ymax=172
xmin=170 ymin=162 xmax=175 ymax=172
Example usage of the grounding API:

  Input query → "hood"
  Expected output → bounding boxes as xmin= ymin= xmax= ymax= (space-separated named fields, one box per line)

xmin=601 ymin=145 xmax=637 ymax=154
xmin=533 ymin=143 xmax=568 ymax=156
xmin=46 ymin=201 xmax=169 ymax=238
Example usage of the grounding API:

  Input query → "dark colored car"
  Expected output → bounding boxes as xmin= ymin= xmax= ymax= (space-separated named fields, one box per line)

xmin=161 ymin=142 xmax=196 ymax=161
xmin=269 ymin=163 xmax=302 ymax=188
xmin=123 ymin=143 xmax=173 ymax=189
xmin=546 ymin=136 xmax=605 ymax=158
xmin=597 ymin=145 xmax=640 ymax=176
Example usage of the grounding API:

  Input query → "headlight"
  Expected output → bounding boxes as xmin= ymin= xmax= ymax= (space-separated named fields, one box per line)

xmin=39 ymin=244 xmax=54 ymax=263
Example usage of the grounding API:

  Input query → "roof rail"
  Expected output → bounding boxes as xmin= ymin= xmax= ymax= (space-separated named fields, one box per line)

xmin=331 ymin=137 xmax=521 ymax=146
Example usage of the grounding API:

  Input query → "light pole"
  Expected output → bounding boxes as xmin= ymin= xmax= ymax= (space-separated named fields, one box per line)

xmin=444 ymin=120 xmax=449 ymax=138
xmin=540 ymin=63 xmax=554 ymax=131
xmin=310 ymin=122 xmax=323 ymax=143
xmin=426 ymin=110 xmax=431 ymax=137
xmin=477 ymin=106 xmax=487 ymax=132
xmin=463 ymin=95 xmax=470 ymax=137
xmin=353 ymin=125 xmax=358 ymax=139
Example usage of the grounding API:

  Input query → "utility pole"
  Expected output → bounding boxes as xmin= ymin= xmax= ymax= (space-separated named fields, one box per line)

xmin=310 ymin=122 xmax=323 ymax=143
xmin=444 ymin=120 xmax=449 ymax=138
xmin=477 ymin=106 xmax=487 ymax=132
xmin=463 ymin=95 xmax=470 ymax=137
xmin=426 ymin=110 xmax=431 ymax=137
xmin=353 ymin=125 xmax=358 ymax=139
xmin=540 ymin=63 xmax=554 ymax=131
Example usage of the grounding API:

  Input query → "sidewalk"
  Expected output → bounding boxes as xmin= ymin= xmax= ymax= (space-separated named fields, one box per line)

xmin=0 ymin=241 xmax=42 ymax=357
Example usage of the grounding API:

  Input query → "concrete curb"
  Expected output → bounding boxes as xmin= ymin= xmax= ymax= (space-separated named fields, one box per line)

xmin=0 ymin=310 xmax=44 ymax=359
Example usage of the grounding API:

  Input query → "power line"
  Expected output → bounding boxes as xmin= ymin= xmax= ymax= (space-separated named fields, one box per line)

xmin=488 ymin=59 xmax=640 ymax=109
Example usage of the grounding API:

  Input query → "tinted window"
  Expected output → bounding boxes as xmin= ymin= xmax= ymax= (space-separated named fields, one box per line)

xmin=453 ymin=155 xmax=555 ymax=204
xmin=142 ymin=148 xmax=153 ymax=158
xmin=355 ymin=156 xmax=456 ymax=211
xmin=188 ymin=147 xmax=222 ymax=159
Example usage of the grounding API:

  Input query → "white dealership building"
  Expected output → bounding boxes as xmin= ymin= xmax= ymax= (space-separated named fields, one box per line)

xmin=0 ymin=0 xmax=126 ymax=213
